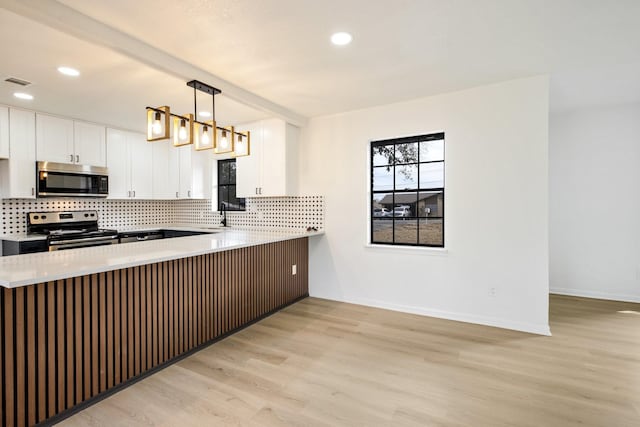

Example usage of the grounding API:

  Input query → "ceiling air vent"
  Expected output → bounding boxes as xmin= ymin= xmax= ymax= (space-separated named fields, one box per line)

xmin=4 ymin=77 xmax=32 ymax=86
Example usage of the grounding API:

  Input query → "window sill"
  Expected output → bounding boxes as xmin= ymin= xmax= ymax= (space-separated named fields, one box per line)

xmin=364 ymin=243 xmax=448 ymax=256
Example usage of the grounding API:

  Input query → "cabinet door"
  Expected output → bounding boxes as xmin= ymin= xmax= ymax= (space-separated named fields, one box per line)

xmin=178 ymin=145 xmax=192 ymax=198
xmin=106 ymin=128 xmax=131 ymax=199
xmin=74 ymin=121 xmax=106 ymax=166
xmin=129 ymin=132 xmax=153 ymax=199
xmin=7 ymin=108 xmax=36 ymax=198
xmin=0 ymin=106 xmax=9 ymax=159
xmin=236 ymin=120 xmax=262 ymax=197
xmin=35 ymin=113 xmax=74 ymax=164
xmin=260 ymin=118 xmax=287 ymax=196
xmin=189 ymin=148 xmax=212 ymax=199
xmin=152 ymin=141 xmax=179 ymax=199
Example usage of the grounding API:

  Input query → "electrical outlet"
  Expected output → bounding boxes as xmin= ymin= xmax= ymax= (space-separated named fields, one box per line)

xmin=488 ymin=287 xmax=497 ymax=297
xmin=292 ymin=264 xmax=297 ymax=275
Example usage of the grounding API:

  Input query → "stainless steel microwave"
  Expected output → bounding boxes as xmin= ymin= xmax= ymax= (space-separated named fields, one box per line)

xmin=36 ymin=161 xmax=109 ymax=198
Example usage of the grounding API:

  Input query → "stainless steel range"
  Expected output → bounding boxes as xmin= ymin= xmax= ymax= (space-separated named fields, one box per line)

xmin=27 ymin=210 xmax=119 ymax=251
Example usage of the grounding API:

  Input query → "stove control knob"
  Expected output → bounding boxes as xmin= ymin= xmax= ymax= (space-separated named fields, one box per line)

xmin=91 ymin=213 xmax=95 ymax=217
xmin=84 ymin=213 xmax=89 ymax=217
xmin=34 ymin=215 xmax=39 ymax=220
xmin=41 ymin=215 xmax=47 ymax=220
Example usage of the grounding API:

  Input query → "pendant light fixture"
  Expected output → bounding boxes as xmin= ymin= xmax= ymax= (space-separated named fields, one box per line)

xmin=146 ymin=80 xmax=250 ymax=157
xmin=233 ymin=130 xmax=250 ymax=157
xmin=215 ymin=126 xmax=234 ymax=154
xmin=173 ymin=113 xmax=194 ymax=146
xmin=146 ymin=105 xmax=170 ymax=141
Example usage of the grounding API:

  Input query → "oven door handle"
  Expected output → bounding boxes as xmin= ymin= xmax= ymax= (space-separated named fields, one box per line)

xmin=49 ymin=235 xmax=119 ymax=246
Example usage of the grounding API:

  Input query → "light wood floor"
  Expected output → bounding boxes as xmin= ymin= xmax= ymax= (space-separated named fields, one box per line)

xmin=58 ymin=295 xmax=640 ymax=426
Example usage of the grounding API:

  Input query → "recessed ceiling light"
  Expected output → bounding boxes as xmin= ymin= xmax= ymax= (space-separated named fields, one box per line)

xmin=331 ymin=32 xmax=353 ymax=46
xmin=57 ymin=66 xmax=80 ymax=77
xmin=14 ymin=92 xmax=34 ymax=100
xmin=198 ymin=111 xmax=211 ymax=118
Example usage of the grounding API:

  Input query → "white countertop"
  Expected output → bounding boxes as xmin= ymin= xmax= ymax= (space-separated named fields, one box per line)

xmin=0 ymin=228 xmax=323 ymax=288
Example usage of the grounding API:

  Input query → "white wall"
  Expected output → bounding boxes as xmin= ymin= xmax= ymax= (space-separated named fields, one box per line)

xmin=550 ymin=102 xmax=640 ymax=302
xmin=299 ymin=76 xmax=550 ymax=335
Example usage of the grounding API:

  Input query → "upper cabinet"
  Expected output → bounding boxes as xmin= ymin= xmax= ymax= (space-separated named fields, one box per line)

xmin=0 ymin=108 xmax=36 ymax=199
xmin=35 ymin=114 xmax=73 ymax=164
xmin=0 ymin=106 xmax=9 ymax=159
xmin=236 ymin=118 xmax=299 ymax=197
xmin=36 ymin=113 xmax=106 ymax=166
xmin=151 ymin=140 xmax=180 ymax=199
xmin=74 ymin=121 xmax=106 ymax=166
xmin=178 ymin=145 xmax=212 ymax=199
xmin=106 ymin=128 xmax=152 ymax=199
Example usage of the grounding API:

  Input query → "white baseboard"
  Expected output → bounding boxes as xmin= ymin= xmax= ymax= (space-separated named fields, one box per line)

xmin=309 ymin=293 xmax=552 ymax=336
xmin=550 ymin=288 xmax=640 ymax=303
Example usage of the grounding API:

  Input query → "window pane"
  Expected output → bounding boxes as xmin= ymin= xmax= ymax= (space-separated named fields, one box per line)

xmin=394 ymin=143 xmax=418 ymax=165
xmin=395 ymin=164 xmax=418 ymax=190
xmin=373 ymin=166 xmax=394 ymax=191
xmin=372 ymin=145 xmax=394 ymax=166
xmin=419 ymin=162 xmax=444 ymax=188
xmin=419 ymin=218 xmax=443 ymax=246
xmin=218 ymin=185 xmax=229 ymax=210
xmin=219 ymin=161 xmax=231 ymax=184
xmin=227 ymin=186 xmax=243 ymax=210
xmin=394 ymin=219 xmax=417 ymax=245
xmin=372 ymin=192 xmax=393 ymax=217
xmin=372 ymin=219 xmax=393 ymax=243
xmin=419 ymin=139 xmax=444 ymax=162
xmin=417 ymin=191 xmax=444 ymax=217
xmin=391 ymin=193 xmax=417 ymax=217
xmin=229 ymin=161 xmax=237 ymax=183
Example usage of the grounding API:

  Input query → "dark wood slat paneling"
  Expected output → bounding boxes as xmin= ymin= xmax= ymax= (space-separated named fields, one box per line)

xmin=73 ymin=278 xmax=82 ymax=407
xmin=37 ymin=284 xmax=47 ymax=423
xmin=4 ymin=288 xmax=15 ymax=427
xmin=1 ymin=238 xmax=309 ymax=427
xmin=65 ymin=278 xmax=74 ymax=409
xmin=26 ymin=285 xmax=36 ymax=426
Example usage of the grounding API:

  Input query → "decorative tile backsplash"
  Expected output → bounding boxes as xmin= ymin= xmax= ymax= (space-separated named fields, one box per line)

xmin=175 ymin=196 xmax=324 ymax=230
xmin=1 ymin=196 xmax=324 ymax=235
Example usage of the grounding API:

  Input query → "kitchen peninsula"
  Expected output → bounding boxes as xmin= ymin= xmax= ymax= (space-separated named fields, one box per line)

xmin=0 ymin=228 xmax=321 ymax=426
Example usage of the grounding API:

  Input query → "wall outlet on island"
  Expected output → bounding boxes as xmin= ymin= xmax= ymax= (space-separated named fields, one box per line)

xmin=292 ymin=264 xmax=297 ymax=275
xmin=488 ymin=287 xmax=497 ymax=297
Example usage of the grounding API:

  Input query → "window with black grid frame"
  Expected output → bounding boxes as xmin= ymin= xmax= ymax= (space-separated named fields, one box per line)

xmin=370 ymin=132 xmax=444 ymax=247
xmin=217 ymin=159 xmax=246 ymax=211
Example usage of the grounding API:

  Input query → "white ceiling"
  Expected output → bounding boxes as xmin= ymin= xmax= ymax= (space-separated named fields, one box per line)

xmin=0 ymin=9 xmax=269 ymax=132
xmin=2 ymin=0 xmax=640 ymax=129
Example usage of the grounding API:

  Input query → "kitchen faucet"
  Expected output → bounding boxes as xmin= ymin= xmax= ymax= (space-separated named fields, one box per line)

xmin=220 ymin=201 xmax=228 ymax=227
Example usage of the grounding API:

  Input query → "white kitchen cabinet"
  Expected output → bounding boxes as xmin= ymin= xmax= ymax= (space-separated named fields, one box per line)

xmin=0 ymin=106 xmax=9 ymax=158
xmin=236 ymin=118 xmax=299 ymax=197
xmin=151 ymin=140 xmax=180 ymax=199
xmin=178 ymin=145 xmax=212 ymax=199
xmin=36 ymin=113 xmax=74 ymax=164
xmin=36 ymin=114 xmax=106 ymax=166
xmin=106 ymin=128 xmax=152 ymax=199
xmin=0 ymin=108 xmax=36 ymax=199
xmin=74 ymin=121 xmax=106 ymax=166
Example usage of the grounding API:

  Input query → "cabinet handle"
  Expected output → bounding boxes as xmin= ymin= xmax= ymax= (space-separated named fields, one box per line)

xmin=188 ymin=190 xmax=191 ymax=198
xmin=176 ymin=192 xmax=179 ymax=198
xmin=259 ymin=187 xmax=262 ymax=195
xmin=76 ymin=155 xmax=80 ymax=163
xmin=31 ymin=187 xmax=34 ymax=196
xmin=133 ymin=190 xmax=136 ymax=198
xmin=127 ymin=190 xmax=131 ymax=197
xmin=70 ymin=154 xmax=74 ymax=162
xmin=255 ymin=187 xmax=258 ymax=195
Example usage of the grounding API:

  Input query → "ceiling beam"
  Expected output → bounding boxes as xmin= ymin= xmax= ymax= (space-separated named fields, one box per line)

xmin=0 ymin=0 xmax=308 ymax=127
